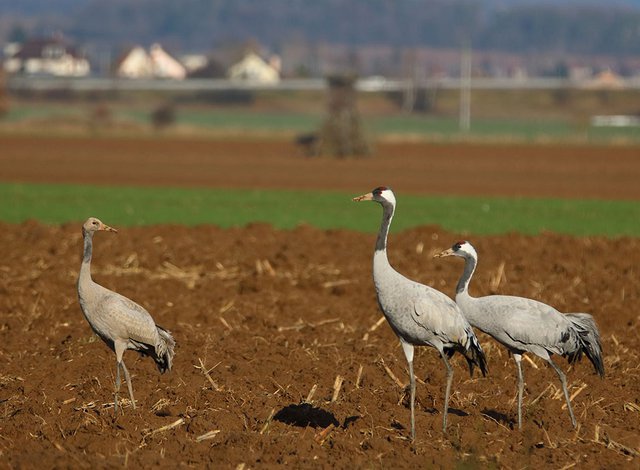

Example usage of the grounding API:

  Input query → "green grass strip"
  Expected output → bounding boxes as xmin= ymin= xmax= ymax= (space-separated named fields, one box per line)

xmin=1 ymin=182 xmax=638 ymax=237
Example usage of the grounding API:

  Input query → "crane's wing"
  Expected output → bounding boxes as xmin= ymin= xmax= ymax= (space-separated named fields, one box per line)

xmin=478 ymin=295 xmax=570 ymax=353
xmin=411 ymin=288 xmax=471 ymax=347
xmin=98 ymin=292 xmax=160 ymax=347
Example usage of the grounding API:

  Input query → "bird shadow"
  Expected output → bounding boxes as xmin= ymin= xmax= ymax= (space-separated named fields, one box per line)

xmin=274 ymin=403 xmax=340 ymax=428
xmin=447 ymin=407 xmax=469 ymax=417
xmin=481 ymin=408 xmax=514 ymax=429
xmin=412 ymin=401 xmax=467 ymax=418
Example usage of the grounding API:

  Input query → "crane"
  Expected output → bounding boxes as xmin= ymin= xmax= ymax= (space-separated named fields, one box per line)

xmin=435 ymin=240 xmax=604 ymax=429
xmin=354 ymin=187 xmax=487 ymax=439
xmin=77 ymin=217 xmax=175 ymax=415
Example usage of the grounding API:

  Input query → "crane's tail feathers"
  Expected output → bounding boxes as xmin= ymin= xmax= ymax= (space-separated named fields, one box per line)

xmin=459 ymin=330 xmax=488 ymax=378
xmin=566 ymin=313 xmax=604 ymax=378
xmin=154 ymin=325 xmax=176 ymax=374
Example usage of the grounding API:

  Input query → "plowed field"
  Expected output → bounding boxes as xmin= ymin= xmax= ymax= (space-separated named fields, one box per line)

xmin=0 ymin=136 xmax=638 ymax=468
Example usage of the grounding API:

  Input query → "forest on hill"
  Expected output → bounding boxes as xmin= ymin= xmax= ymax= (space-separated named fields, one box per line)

xmin=2 ymin=0 xmax=640 ymax=57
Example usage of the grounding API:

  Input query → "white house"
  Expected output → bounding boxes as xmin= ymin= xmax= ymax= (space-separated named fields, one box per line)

xmin=116 ymin=45 xmax=154 ymax=78
xmin=116 ymin=44 xmax=186 ymax=79
xmin=4 ymin=37 xmax=90 ymax=77
xmin=228 ymin=52 xmax=280 ymax=83
xmin=149 ymin=44 xmax=186 ymax=79
xmin=180 ymin=54 xmax=208 ymax=73
xmin=582 ymin=69 xmax=625 ymax=89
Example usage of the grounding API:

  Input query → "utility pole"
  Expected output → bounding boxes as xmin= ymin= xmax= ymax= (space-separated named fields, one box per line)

xmin=459 ymin=45 xmax=471 ymax=132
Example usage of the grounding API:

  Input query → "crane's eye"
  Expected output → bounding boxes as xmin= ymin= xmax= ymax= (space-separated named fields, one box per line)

xmin=92 ymin=221 xmax=98 ymax=226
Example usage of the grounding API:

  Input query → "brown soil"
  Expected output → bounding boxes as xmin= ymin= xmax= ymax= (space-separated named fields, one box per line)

xmin=1 ymin=135 xmax=640 ymax=199
xmin=0 ymin=136 xmax=639 ymax=468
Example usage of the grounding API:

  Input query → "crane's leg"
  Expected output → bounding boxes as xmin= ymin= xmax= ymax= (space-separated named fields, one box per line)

xmin=113 ymin=342 xmax=132 ymax=414
xmin=513 ymin=353 xmax=525 ymax=430
xmin=400 ymin=340 xmax=416 ymax=441
xmin=120 ymin=360 xmax=136 ymax=409
xmin=438 ymin=348 xmax=454 ymax=433
xmin=546 ymin=358 xmax=576 ymax=428
xmin=114 ymin=358 xmax=121 ymax=416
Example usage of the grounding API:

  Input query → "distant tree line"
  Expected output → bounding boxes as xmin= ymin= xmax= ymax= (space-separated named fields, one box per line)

xmin=61 ymin=0 xmax=640 ymax=56
xmin=3 ymin=0 xmax=640 ymax=58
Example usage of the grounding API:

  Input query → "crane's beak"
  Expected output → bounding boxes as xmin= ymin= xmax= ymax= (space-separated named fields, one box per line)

xmin=102 ymin=224 xmax=118 ymax=233
xmin=353 ymin=192 xmax=373 ymax=202
xmin=434 ymin=247 xmax=454 ymax=258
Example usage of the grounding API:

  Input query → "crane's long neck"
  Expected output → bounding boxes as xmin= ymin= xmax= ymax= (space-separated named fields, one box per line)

xmin=373 ymin=200 xmax=394 ymax=269
xmin=456 ymin=255 xmax=477 ymax=295
xmin=78 ymin=229 xmax=94 ymax=287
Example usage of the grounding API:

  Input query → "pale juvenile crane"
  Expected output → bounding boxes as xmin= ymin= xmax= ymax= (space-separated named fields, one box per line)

xmin=354 ymin=187 xmax=487 ymax=439
xmin=435 ymin=241 xmax=604 ymax=429
xmin=77 ymin=217 xmax=175 ymax=414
